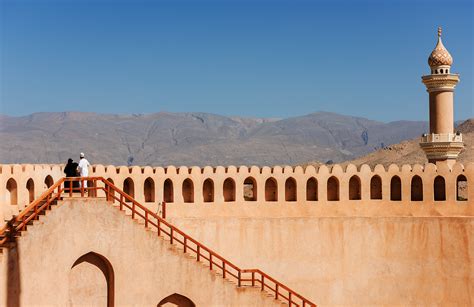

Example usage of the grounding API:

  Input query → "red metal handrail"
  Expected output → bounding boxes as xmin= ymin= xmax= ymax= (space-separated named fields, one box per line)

xmin=0 ymin=177 xmax=317 ymax=307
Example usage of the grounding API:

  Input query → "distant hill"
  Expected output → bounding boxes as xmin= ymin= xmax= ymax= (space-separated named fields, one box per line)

xmin=327 ymin=118 xmax=474 ymax=168
xmin=0 ymin=111 xmax=433 ymax=166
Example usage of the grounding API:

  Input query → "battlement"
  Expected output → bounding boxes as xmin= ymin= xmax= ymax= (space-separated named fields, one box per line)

xmin=1 ymin=162 xmax=472 ymax=220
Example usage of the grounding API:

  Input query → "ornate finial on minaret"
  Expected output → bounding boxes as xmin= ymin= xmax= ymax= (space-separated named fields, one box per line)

xmin=420 ymin=27 xmax=463 ymax=167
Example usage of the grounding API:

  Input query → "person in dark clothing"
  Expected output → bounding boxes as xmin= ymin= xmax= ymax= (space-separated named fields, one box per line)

xmin=64 ymin=158 xmax=79 ymax=191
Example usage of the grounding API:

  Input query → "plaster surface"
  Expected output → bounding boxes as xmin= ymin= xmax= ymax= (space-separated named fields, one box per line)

xmin=168 ymin=215 xmax=474 ymax=306
xmin=0 ymin=199 xmax=281 ymax=306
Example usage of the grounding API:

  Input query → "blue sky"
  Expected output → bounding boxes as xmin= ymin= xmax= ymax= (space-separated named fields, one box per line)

xmin=1 ymin=0 xmax=472 ymax=121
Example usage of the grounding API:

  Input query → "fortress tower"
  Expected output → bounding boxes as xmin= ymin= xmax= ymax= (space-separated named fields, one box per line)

xmin=420 ymin=27 xmax=463 ymax=166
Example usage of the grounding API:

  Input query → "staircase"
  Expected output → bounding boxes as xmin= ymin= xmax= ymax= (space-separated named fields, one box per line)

xmin=0 ymin=177 xmax=316 ymax=307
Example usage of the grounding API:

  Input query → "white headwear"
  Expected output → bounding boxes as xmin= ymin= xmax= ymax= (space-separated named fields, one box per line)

xmin=80 ymin=152 xmax=85 ymax=158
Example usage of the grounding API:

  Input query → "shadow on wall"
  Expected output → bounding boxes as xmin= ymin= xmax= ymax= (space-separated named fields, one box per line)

xmin=158 ymin=293 xmax=196 ymax=307
xmin=6 ymin=220 xmax=21 ymax=307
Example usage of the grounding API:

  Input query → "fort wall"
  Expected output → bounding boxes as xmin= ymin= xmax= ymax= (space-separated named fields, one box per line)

xmin=0 ymin=199 xmax=277 ymax=306
xmin=1 ymin=163 xmax=473 ymax=306
xmin=168 ymin=215 xmax=474 ymax=306
xmin=0 ymin=162 xmax=472 ymax=220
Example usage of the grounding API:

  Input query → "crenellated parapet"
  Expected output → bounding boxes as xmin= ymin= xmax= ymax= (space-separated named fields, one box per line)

xmin=0 ymin=162 xmax=472 ymax=220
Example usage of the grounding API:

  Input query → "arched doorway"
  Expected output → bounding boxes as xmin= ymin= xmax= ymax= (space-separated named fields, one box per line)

xmin=306 ymin=177 xmax=318 ymax=201
xmin=182 ymin=179 xmax=194 ymax=203
xmin=202 ymin=179 xmax=214 ymax=202
xmin=265 ymin=178 xmax=278 ymax=202
xmin=44 ymin=175 xmax=54 ymax=189
xmin=157 ymin=293 xmax=195 ymax=307
xmin=390 ymin=176 xmax=402 ymax=201
xmin=123 ymin=177 xmax=135 ymax=202
xmin=433 ymin=176 xmax=446 ymax=201
xmin=370 ymin=175 xmax=382 ymax=200
xmin=457 ymin=175 xmax=468 ymax=201
xmin=411 ymin=175 xmax=423 ymax=201
xmin=106 ymin=178 xmax=115 ymax=202
xmin=349 ymin=175 xmax=361 ymax=200
xmin=6 ymin=178 xmax=18 ymax=205
xmin=285 ymin=177 xmax=297 ymax=201
xmin=164 ymin=179 xmax=174 ymax=203
xmin=69 ymin=252 xmax=114 ymax=307
xmin=223 ymin=178 xmax=235 ymax=202
xmin=26 ymin=178 xmax=35 ymax=203
xmin=327 ymin=176 xmax=339 ymax=201
xmin=243 ymin=177 xmax=257 ymax=201
xmin=144 ymin=177 xmax=155 ymax=202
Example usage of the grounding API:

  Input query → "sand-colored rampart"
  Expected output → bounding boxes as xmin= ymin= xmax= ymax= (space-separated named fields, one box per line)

xmin=0 ymin=199 xmax=278 ymax=306
xmin=1 ymin=162 xmax=472 ymax=220
xmin=168 ymin=215 xmax=474 ymax=306
xmin=0 ymin=163 xmax=473 ymax=306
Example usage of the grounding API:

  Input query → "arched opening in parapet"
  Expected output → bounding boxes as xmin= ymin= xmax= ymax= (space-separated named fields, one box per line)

xmin=411 ymin=175 xmax=423 ymax=201
xmin=203 ymin=179 xmax=214 ymax=202
xmin=457 ymin=175 xmax=468 ymax=201
xmin=390 ymin=176 xmax=402 ymax=201
xmin=370 ymin=175 xmax=382 ymax=200
xmin=223 ymin=178 xmax=235 ymax=202
xmin=106 ymin=178 xmax=115 ymax=201
xmin=349 ymin=175 xmax=361 ymax=200
xmin=123 ymin=177 xmax=135 ymax=202
xmin=26 ymin=178 xmax=35 ymax=203
xmin=164 ymin=179 xmax=174 ymax=203
xmin=433 ymin=176 xmax=446 ymax=201
xmin=157 ymin=293 xmax=196 ymax=307
xmin=69 ymin=252 xmax=114 ymax=307
xmin=244 ymin=177 xmax=257 ymax=201
xmin=265 ymin=177 xmax=278 ymax=202
xmin=285 ymin=177 xmax=297 ymax=201
xmin=182 ymin=179 xmax=194 ymax=203
xmin=327 ymin=176 xmax=339 ymax=201
xmin=44 ymin=175 xmax=54 ymax=189
xmin=144 ymin=177 xmax=155 ymax=202
xmin=6 ymin=178 xmax=18 ymax=205
xmin=306 ymin=177 xmax=318 ymax=201
xmin=87 ymin=180 xmax=97 ymax=197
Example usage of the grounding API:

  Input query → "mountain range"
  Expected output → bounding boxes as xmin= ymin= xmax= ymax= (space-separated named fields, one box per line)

xmin=0 ymin=111 xmax=459 ymax=166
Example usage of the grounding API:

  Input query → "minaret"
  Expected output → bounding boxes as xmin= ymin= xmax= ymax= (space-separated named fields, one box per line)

xmin=420 ymin=27 xmax=463 ymax=166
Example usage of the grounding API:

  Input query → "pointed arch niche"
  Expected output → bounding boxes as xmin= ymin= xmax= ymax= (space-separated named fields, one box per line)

xmin=157 ymin=293 xmax=195 ymax=307
xmin=69 ymin=252 xmax=114 ymax=307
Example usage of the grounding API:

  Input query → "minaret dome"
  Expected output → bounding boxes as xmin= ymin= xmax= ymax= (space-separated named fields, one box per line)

xmin=428 ymin=27 xmax=453 ymax=74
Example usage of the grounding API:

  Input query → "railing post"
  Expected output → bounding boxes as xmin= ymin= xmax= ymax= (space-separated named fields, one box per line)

xmin=288 ymin=292 xmax=292 ymax=306
xmin=170 ymin=228 xmax=174 ymax=244
xmin=80 ymin=179 xmax=84 ymax=197
xmin=210 ymin=253 xmax=213 ymax=270
xmin=197 ymin=245 xmax=200 ymax=262
xmin=184 ymin=237 xmax=187 ymax=253
xmin=120 ymin=195 xmax=123 ymax=210
xmin=238 ymin=270 xmax=241 ymax=287
xmin=261 ymin=275 xmax=264 ymax=291
xmin=145 ymin=211 xmax=148 ymax=228
xmin=222 ymin=262 xmax=226 ymax=279
xmin=162 ymin=201 xmax=166 ymax=219
xmin=132 ymin=202 xmax=135 ymax=219
xmin=275 ymin=284 xmax=279 ymax=299
xmin=157 ymin=219 xmax=161 ymax=236
xmin=252 ymin=272 xmax=255 ymax=287
xmin=69 ymin=178 xmax=73 ymax=197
